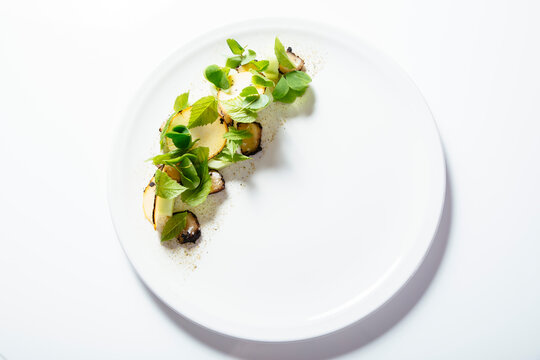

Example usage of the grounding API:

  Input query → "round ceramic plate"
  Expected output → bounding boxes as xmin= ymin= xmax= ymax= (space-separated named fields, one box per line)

xmin=108 ymin=19 xmax=445 ymax=342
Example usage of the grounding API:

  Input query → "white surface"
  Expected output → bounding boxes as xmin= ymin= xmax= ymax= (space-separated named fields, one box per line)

xmin=0 ymin=0 xmax=539 ymax=358
xmin=109 ymin=21 xmax=445 ymax=341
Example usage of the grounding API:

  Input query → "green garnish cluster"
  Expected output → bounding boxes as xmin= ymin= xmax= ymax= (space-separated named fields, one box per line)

xmin=150 ymin=37 xmax=312 ymax=241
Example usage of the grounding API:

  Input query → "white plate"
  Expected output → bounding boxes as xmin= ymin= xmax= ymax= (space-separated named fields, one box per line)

xmin=108 ymin=19 xmax=445 ymax=342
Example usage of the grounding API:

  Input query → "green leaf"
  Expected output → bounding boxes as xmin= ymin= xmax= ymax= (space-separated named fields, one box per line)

xmin=151 ymin=149 xmax=185 ymax=165
xmin=240 ymin=49 xmax=257 ymax=65
xmin=272 ymin=76 xmax=289 ymax=99
xmin=285 ymin=71 xmax=312 ymax=91
xmin=181 ymin=175 xmax=212 ymax=207
xmin=209 ymin=137 xmax=250 ymax=170
xmin=226 ymin=55 xmax=242 ymax=68
xmin=223 ymin=127 xmax=253 ymax=140
xmin=274 ymin=37 xmax=295 ymax=70
xmin=240 ymin=86 xmax=260 ymax=101
xmin=226 ymin=38 xmax=244 ymax=55
xmin=178 ymin=157 xmax=200 ymax=189
xmin=245 ymin=94 xmax=270 ymax=110
xmin=181 ymin=147 xmax=212 ymax=207
xmin=220 ymin=96 xmax=258 ymax=123
xmin=252 ymin=73 xmax=274 ymax=87
xmin=155 ymin=169 xmax=186 ymax=199
xmin=173 ymin=92 xmax=189 ymax=112
xmin=188 ymin=96 xmax=219 ymax=128
xmin=251 ymin=60 xmax=269 ymax=71
xmin=161 ymin=212 xmax=188 ymax=242
xmin=165 ymin=125 xmax=192 ymax=150
xmin=204 ymin=65 xmax=230 ymax=90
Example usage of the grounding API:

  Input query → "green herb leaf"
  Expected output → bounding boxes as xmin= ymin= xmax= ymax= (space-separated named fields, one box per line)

xmin=245 ymin=94 xmax=270 ymax=110
xmin=204 ymin=65 xmax=230 ymax=90
xmin=252 ymin=73 xmax=274 ymax=87
xmin=272 ymin=76 xmax=289 ymax=99
xmin=285 ymin=71 xmax=312 ymax=91
xmin=274 ymin=37 xmax=295 ymax=70
xmin=173 ymin=92 xmax=189 ymax=112
xmin=226 ymin=55 xmax=242 ymax=68
xmin=240 ymin=49 xmax=257 ymax=66
xmin=180 ymin=147 xmax=212 ymax=207
xmin=220 ymin=96 xmax=258 ymax=123
xmin=188 ymin=96 xmax=219 ymax=128
xmin=251 ymin=60 xmax=269 ymax=71
xmin=165 ymin=125 xmax=192 ymax=150
xmin=178 ymin=157 xmax=200 ymax=189
xmin=155 ymin=169 xmax=186 ymax=199
xmin=161 ymin=212 xmax=188 ymax=242
xmin=240 ymin=86 xmax=260 ymax=101
xmin=226 ymin=38 xmax=244 ymax=55
xmin=223 ymin=127 xmax=253 ymax=140
xmin=209 ymin=137 xmax=250 ymax=170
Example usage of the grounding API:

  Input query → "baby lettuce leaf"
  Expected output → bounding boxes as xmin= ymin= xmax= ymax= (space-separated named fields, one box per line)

xmin=226 ymin=56 xmax=242 ymax=68
xmin=204 ymin=65 xmax=230 ymax=90
xmin=226 ymin=39 xmax=244 ymax=55
xmin=240 ymin=49 xmax=257 ymax=65
xmin=252 ymin=72 xmax=274 ymax=87
xmin=223 ymin=127 xmax=253 ymax=141
xmin=180 ymin=147 xmax=212 ymax=207
xmin=285 ymin=71 xmax=312 ymax=91
xmin=178 ymin=157 xmax=200 ymax=189
xmin=154 ymin=169 xmax=186 ymax=199
xmin=272 ymin=77 xmax=289 ymax=100
xmin=161 ymin=212 xmax=188 ymax=242
xmin=165 ymin=125 xmax=192 ymax=150
xmin=188 ymin=96 xmax=219 ymax=128
xmin=274 ymin=37 xmax=295 ymax=70
xmin=173 ymin=92 xmax=189 ymax=112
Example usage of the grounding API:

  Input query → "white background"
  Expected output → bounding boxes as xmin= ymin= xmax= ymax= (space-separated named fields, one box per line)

xmin=1 ymin=0 xmax=539 ymax=359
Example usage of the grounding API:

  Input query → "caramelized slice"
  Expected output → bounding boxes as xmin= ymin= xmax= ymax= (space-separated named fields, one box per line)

xmin=209 ymin=170 xmax=225 ymax=194
xmin=238 ymin=122 xmax=262 ymax=155
xmin=142 ymin=177 xmax=156 ymax=224
xmin=179 ymin=211 xmax=201 ymax=243
xmin=159 ymin=164 xmax=181 ymax=182
xmin=279 ymin=47 xmax=305 ymax=74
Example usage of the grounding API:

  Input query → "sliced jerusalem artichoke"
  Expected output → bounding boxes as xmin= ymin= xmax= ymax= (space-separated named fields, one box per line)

xmin=209 ymin=170 xmax=225 ymax=194
xmin=178 ymin=210 xmax=201 ymax=243
xmin=217 ymin=71 xmax=266 ymax=124
xmin=164 ymin=107 xmax=227 ymax=159
xmin=279 ymin=47 xmax=305 ymax=74
xmin=237 ymin=122 xmax=262 ymax=155
xmin=143 ymin=177 xmax=156 ymax=224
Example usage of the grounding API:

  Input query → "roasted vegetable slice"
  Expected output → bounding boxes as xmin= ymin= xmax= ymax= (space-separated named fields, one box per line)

xmin=179 ymin=210 xmax=201 ymax=243
xmin=143 ymin=177 xmax=156 ymax=224
xmin=217 ymin=71 xmax=266 ymax=124
xmin=237 ymin=122 xmax=262 ymax=155
xmin=154 ymin=195 xmax=174 ymax=232
xmin=209 ymin=170 xmax=225 ymax=194
xmin=279 ymin=47 xmax=305 ymax=74
xmin=165 ymin=107 xmax=227 ymax=159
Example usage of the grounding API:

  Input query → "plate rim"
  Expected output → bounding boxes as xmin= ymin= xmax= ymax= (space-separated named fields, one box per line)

xmin=107 ymin=17 xmax=446 ymax=342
